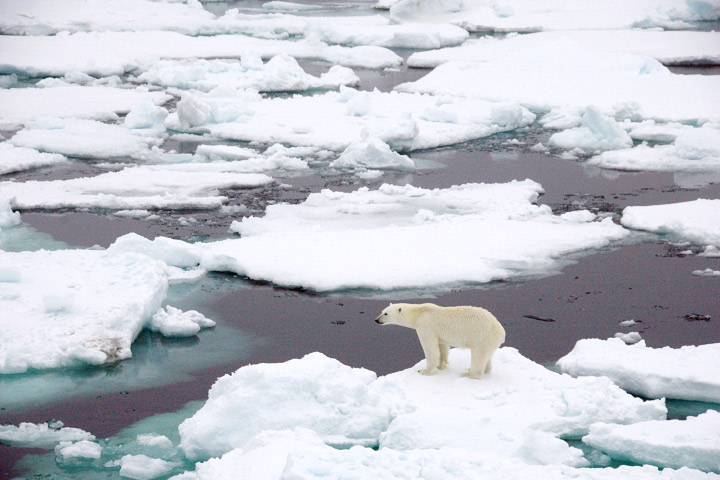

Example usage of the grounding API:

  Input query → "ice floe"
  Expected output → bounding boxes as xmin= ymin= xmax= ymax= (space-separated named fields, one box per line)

xmin=408 ymin=31 xmax=720 ymax=68
xmin=0 ymin=249 xmax=168 ymax=373
xmin=9 ymin=117 xmax=166 ymax=159
xmin=0 ymin=421 xmax=94 ymax=448
xmin=590 ymin=127 xmax=720 ymax=173
xmin=0 ymin=31 xmax=402 ymax=78
xmin=0 ymin=143 xmax=68 ymax=175
xmin=119 ymin=454 xmax=179 ymax=480
xmin=0 ymin=85 xmax=170 ymax=128
xmin=621 ymin=199 xmax=720 ymax=247
xmin=147 ymin=306 xmax=216 ymax=338
xmin=55 ymin=440 xmax=103 ymax=465
xmin=548 ymin=106 xmax=633 ymax=153
xmin=389 ymin=0 xmax=719 ymax=32
xmin=169 ymin=87 xmax=536 ymax=151
xmin=330 ymin=136 xmax=415 ymax=170
xmin=135 ymin=55 xmax=359 ymax=93
xmin=557 ymin=338 xmax=720 ymax=403
xmin=396 ymin=39 xmax=720 ymax=125
xmin=0 ymin=163 xmax=273 ymax=211
xmin=583 ymin=411 xmax=720 ymax=473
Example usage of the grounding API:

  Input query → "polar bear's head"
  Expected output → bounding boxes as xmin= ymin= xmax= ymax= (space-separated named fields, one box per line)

xmin=375 ymin=303 xmax=410 ymax=327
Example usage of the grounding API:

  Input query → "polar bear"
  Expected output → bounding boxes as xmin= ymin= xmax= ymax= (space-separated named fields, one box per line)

xmin=375 ymin=303 xmax=505 ymax=379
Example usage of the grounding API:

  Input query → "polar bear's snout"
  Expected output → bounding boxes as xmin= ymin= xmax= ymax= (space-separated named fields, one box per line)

xmin=375 ymin=314 xmax=384 ymax=324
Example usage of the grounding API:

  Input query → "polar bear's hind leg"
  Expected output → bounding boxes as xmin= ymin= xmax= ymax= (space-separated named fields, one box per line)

xmin=438 ymin=343 xmax=449 ymax=370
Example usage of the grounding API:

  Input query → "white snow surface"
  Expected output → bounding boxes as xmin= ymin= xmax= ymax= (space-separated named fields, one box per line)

xmin=583 ymin=411 xmax=720 ymax=473
xmin=178 ymin=352 xmax=391 ymax=460
xmin=0 ymin=163 xmax=273 ymax=211
xmin=590 ymin=127 xmax=720 ymax=173
xmin=170 ymin=87 xmax=536 ymax=152
xmin=173 ymin=428 xmax=719 ymax=480
xmin=0 ymin=142 xmax=68 ymax=174
xmin=396 ymin=39 xmax=720 ymax=125
xmin=198 ymin=181 xmax=629 ymax=291
xmin=0 ymin=86 xmax=170 ymax=128
xmin=408 ymin=31 xmax=720 ymax=68
xmin=0 ymin=422 xmax=95 ymax=449
xmin=389 ymin=0 xmax=719 ymax=32
xmin=0 ymin=31 xmax=402 ymax=77
xmin=9 ymin=118 xmax=166 ymax=159
xmin=620 ymin=199 xmax=720 ymax=247
xmin=0 ymin=249 xmax=168 ymax=373
xmin=176 ymin=348 xmax=668 ymax=476
xmin=135 ymin=55 xmax=359 ymax=93
xmin=557 ymin=338 xmax=720 ymax=403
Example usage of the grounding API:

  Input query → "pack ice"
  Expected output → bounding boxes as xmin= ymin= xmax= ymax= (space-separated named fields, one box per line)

xmin=558 ymin=338 xmax=720 ymax=404
xmin=179 ymin=348 xmax=666 ymax=464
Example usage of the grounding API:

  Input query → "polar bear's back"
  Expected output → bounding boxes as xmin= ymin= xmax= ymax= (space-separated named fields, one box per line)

xmin=414 ymin=304 xmax=505 ymax=349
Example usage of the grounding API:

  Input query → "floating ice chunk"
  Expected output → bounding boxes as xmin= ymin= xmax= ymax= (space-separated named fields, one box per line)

xmin=179 ymin=352 xmax=391 ymax=460
xmin=119 ymin=454 xmax=178 ymax=480
xmin=621 ymin=199 xmax=720 ymax=246
xmin=407 ymin=31 xmax=720 ymax=68
xmin=558 ymin=338 xmax=720 ymax=403
xmin=330 ymin=137 xmax=415 ymax=170
xmin=0 ymin=199 xmax=21 ymax=229
xmin=583 ymin=411 xmax=720 ymax=473
xmin=0 ymin=86 xmax=169 ymax=128
xmin=108 ymin=233 xmax=203 ymax=268
xmin=0 ymin=143 xmax=68 ymax=175
xmin=619 ymin=319 xmax=639 ymax=327
xmin=310 ymin=22 xmax=468 ymax=49
xmin=194 ymin=145 xmax=257 ymax=161
xmin=614 ymin=332 xmax=643 ymax=345
xmin=693 ymin=268 xmax=720 ymax=277
xmin=0 ymin=163 xmax=272 ymax=212
xmin=0 ymin=249 xmax=168 ymax=373
xmin=0 ymin=422 xmax=94 ymax=448
xmin=124 ymin=101 xmax=169 ymax=129
xmin=700 ymin=245 xmax=720 ymax=257
xmin=170 ymin=88 xmax=535 ymax=152
xmin=397 ymin=40 xmax=720 ymax=125
xmin=136 ymin=56 xmax=359 ymax=93
xmin=629 ymin=121 xmax=695 ymax=143
xmin=560 ymin=210 xmax=596 ymax=223
xmin=262 ymin=1 xmax=323 ymax=11
xmin=10 ymin=117 xmax=165 ymax=159
xmin=549 ymin=106 xmax=633 ymax=153
xmin=55 ymin=440 xmax=103 ymax=465
xmin=147 ymin=306 xmax=216 ymax=338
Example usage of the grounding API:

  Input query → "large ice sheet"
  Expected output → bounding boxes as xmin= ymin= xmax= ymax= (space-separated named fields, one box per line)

xmin=0 ymin=142 xmax=68 ymax=174
xmin=0 ymin=31 xmax=402 ymax=78
xmin=0 ymin=249 xmax=168 ymax=373
xmin=389 ymin=0 xmax=718 ymax=32
xmin=174 ymin=428 xmax=719 ymax=480
xmin=178 ymin=352 xmax=392 ymax=460
xmin=397 ymin=40 xmax=720 ymax=125
xmin=9 ymin=117 xmax=165 ymax=159
xmin=583 ymin=411 xmax=720 ymax=473
xmin=620 ymin=199 xmax=720 ymax=247
xmin=0 ymin=163 xmax=273 ymax=211
xmin=0 ymin=85 xmax=169 ymax=127
xmin=557 ymin=338 xmax=720 ymax=403
xmin=170 ymin=87 xmax=536 ymax=151
xmin=589 ymin=127 xmax=720 ymax=173
xmin=408 ymin=31 xmax=720 ymax=68
xmin=197 ymin=181 xmax=629 ymax=291
xmin=135 ymin=55 xmax=359 ymax=93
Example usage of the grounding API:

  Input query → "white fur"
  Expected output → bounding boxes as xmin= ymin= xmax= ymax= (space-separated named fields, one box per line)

xmin=376 ymin=303 xmax=506 ymax=379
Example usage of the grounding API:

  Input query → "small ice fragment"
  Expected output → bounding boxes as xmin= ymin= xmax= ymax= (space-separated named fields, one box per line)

xmin=614 ymin=332 xmax=642 ymax=344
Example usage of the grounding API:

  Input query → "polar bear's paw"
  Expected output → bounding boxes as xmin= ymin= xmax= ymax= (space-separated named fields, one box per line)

xmin=418 ymin=368 xmax=437 ymax=376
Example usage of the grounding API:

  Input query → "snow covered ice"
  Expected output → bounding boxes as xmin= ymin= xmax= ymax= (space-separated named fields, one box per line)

xmin=621 ymin=199 xmax=720 ymax=247
xmin=0 ymin=421 xmax=94 ymax=449
xmin=558 ymin=338 xmax=720 ymax=403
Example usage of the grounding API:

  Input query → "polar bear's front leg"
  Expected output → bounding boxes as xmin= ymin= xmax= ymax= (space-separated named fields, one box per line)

xmin=417 ymin=331 xmax=440 ymax=375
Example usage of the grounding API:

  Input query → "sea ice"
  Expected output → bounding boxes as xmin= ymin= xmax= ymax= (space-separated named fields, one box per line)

xmin=135 ymin=55 xmax=359 ymax=93
xmin=557 ymin=338 xmax=720 ymax=403
xmin=548 ymin=106 xmax=633 ymax=153
xmin=693 ymin=268 xmax=720 ymax=277
xmin=0 ymin=85 xmax=170 ymax=128
xmin=9 ymin=117 xmax=166 ymax=159
xmin=583 ymin=411 xmax=720 ymax=473
xmin=590 ymin=127 xmax=720 ymax=173
xmin=0 ymin=163 xmax=273 ymax=211
xmin=0 ymin=421 xmax=94 ymax=449
xmin=169 ymin=87 xmax=535 ymax=151
xmin=389 ymin=0 xmax=718 ymax=32
xmin=178 ymin=352 xmax=392 ymax=460
xmin=147 ymin=306 xmax=216 ymax=338
xmin=396 ymin=39 xmax=720 ymax=126
xmin=0 ymin=31 xmax=402 ymax=78
xmin=119 ymin=454 xmax=179 ymax=480
xmin=330 ymin=136 xmax=415 ymax=170
xmin=0 ymin=249 xmax=168 ymax=373
xmin=0 ymin=142 xmax=68 ymax=174
xmin=55 ymin=440 xmax=103 ymax=465
xmin=620 ymin=199 xmax=720 ymax=247
xmin=407 ymin=31 xmax=720 ymax=68
xmin=309 ymin=22 xmax=469 ymax=49
xmin=0 ymin=199 xmax=21 ymax=230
